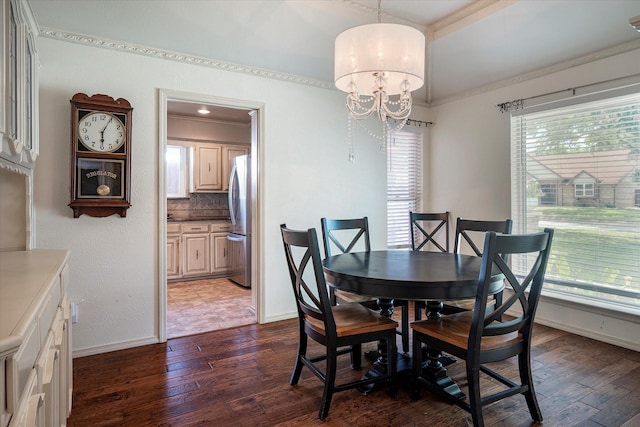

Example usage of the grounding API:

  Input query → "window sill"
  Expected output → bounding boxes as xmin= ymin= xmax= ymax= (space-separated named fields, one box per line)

xmin=539 ymin=288 xmax=640 ymax=323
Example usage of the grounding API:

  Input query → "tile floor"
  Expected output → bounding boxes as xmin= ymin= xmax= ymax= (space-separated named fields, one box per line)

xmin=167 ymin=277 xmax=254 ymax=338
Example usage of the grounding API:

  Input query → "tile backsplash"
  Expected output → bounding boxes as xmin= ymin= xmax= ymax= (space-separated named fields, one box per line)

xmin=167 ymin=193 xmax=229 ymax=220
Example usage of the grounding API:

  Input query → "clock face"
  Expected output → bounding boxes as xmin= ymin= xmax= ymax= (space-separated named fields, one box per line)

xmin=77 ymin=111 xmax=126 ymax=153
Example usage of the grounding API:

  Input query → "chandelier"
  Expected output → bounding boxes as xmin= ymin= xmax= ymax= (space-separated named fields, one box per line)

xmin=334 ymin=0 xmax=425 ymax=125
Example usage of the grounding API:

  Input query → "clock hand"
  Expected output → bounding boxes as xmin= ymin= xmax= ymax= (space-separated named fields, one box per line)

xmin=99 ymin=117 xmax=113 ymax=149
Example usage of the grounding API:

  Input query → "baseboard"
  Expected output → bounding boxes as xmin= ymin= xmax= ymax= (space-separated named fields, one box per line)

xmin=72 ymin=336 xmax=160 ymax=358
xmin=263 ymin=311 xmax=297 ymax=323
xmin=534 ymin=316 xmax=640 ymax=352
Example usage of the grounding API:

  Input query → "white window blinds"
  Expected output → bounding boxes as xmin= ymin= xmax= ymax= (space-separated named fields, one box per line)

xmin=387 ymin=127 xmax=423 ymax=248
xmin=510 ymin=91 xmax=640 ymax=310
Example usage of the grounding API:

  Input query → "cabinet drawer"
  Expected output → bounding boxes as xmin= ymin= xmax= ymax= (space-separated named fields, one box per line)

xmin=6 ymin=320 xmax=39 ymax=416
xmin=210 ymin=223 xmax=232 ymax=233
xmin=167 ymin=223 xmax=181 ymax=234
xmin=38 ymin=277 xmax=61 ymax=348
xmin=182 ymin=223 xmax=209 ymax=233
xmin=8 ymin=369 xmax=42 ymax=427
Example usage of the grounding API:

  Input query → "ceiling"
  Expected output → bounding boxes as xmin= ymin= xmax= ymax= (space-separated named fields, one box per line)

xmin=29 ymin=0 xmax=640 ymax=119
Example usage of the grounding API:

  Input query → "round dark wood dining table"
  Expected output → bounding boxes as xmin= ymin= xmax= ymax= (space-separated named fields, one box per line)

xmin=322 ymin=250 xmax=504 ymax=398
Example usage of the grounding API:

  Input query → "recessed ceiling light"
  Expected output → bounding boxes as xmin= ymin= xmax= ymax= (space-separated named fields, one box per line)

xmin=631 ymin=15 xmax=640 ymax=32
xmin=197 ymin=108 xmax=211 ymax=115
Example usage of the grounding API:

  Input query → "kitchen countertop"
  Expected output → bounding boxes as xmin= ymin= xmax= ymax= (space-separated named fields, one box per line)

xmin=168 ymin=217 xmax=230 ymax=222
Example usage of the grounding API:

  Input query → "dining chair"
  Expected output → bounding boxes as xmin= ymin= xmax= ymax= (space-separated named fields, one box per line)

xmin=321 ymin=217 xmax=410 ymax=354
xmin=410 ymin=211 xmax=450 ymax=252
xmin=411 ymin=228 xmax=554 ymax=427
xmin=409 ymin=211 xmax=450 ymax=320
xmin=280 ymin=224 xmax=398 ymax=419
xmin=444 ymin=218 xmax=513 ymax=314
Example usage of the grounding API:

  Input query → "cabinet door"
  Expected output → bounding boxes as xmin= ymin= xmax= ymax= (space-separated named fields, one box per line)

xmin=211 ymin=233 xmax=231 ymax=272
xmin=222 ymin=145 xmax=249 ymax=191
xmin=192 ymin=144 xmax=221 ymax=191
xmin=166 ymin=235 xmax=181 ymax=280
xmin=183 ymin=233 xmax=210 ymax=276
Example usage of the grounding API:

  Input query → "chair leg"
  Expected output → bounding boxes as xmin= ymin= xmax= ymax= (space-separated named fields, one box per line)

xmin=350 ymin=343 xmax=362 ymax=369
xmin=411 ymin=330 xmax=422 ymax=400
xmin=319 ymin=346 xmax=337 ymax=419
xmin=466 ymin=362 xmax=484 ymax=427
xmin=387 ymin=333 xmax=398 ymax=399
xmin=401 ymin=303 xmax=409 ymax=353
xmin=519 ymin=352 xmax=543 ymax=422
xmin=290 ymin=326 xmax=307 ymax=385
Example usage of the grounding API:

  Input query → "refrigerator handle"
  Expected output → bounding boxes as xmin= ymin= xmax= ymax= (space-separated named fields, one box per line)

xmin=228 ymin=162 xmax=238 ymax=225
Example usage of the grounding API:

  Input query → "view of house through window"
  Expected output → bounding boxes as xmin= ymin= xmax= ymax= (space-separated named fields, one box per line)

xmin=387 ymin=126 xmax=422 ymax=248
xmin=511 ymin=91 xmax=640 ymax=310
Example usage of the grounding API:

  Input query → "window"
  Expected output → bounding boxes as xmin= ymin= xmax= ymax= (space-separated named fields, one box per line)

xmin=387 ymin=126 xmax=422 ymax=248
xmin=511 ymin=90 xmax=640 ymax=311
xmin=574 ymin=182 xmax=594 ymax=198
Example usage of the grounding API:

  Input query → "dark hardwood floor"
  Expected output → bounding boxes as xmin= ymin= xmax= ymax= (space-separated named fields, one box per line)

xmin=68 ymin=310 xmax=640 ymax=427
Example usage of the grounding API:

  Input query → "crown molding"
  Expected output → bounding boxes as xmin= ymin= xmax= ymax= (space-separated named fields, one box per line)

xmin=39 ymin=28 xmax=640 ymax=109
xmin=39 ymin=27 xmax=335 ymax=91
xmin=430 ymin=39 xmax=640 ymax=107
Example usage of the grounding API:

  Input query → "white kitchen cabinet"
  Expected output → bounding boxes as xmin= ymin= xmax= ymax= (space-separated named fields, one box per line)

xmin=1 ymin=0 xmax=39 ymax=169
xmin=167 ymin=234 xmax=181 ymax=280
xmin=211 ymin=233 xmax=231 ymax=273
xmin=1 ymin=250 xmax=72 ymax=427
xmin=183 ymin=231 xmax=211 ymax=277
xmin=191 ymin=144 xmax=221 ymax=192
xmin=210 ymin=222 xmax=232 ymax=273
xmin=167 ymin=221 xmax=232 ymax=281
xmin=167 ymin=222 xmax=181 ymax=280
xmin=221 ymin=145 xmax=249 ymax=191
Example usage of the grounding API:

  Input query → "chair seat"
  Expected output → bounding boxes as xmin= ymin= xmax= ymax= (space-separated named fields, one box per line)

xmin=411 ymin=311 xmax=522 ymax=351
xmin=441 ymin=299 xmax=476 ymax=311
xmin=306 ymin=303 xmax=398 ymax=337
xmin=334 ymin=289 xmax=377 ymax=305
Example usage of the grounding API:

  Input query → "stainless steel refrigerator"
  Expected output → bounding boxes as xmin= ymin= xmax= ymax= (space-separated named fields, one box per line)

xmin=227 ymin=154 xmax=251 ymax=288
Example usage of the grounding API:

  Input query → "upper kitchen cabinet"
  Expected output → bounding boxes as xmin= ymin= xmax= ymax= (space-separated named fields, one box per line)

xmin=191 ymin=143 xmax=222 ymax=192
xmin=0 ymin=0 xmax=38 ymax=251
xmin=221 ymin=145 xmax=249 ymax=191
xmin=1 ymin=0 xmax=39 ymax=169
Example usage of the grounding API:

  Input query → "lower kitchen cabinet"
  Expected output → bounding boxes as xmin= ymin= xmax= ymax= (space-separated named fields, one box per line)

xmin=211 ymin=233 xmax=231 ymax=272
xmin=166 ymin=234 xmax=181 ymax=280
xmin=183 ymin=233 xmax=211 ymax=277
xmin=166 ymin=221 xmax=232 ymax=281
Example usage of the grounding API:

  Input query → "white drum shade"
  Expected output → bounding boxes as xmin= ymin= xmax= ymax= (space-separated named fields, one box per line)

xmin=334 ymin=23 xmax=425 ymax=96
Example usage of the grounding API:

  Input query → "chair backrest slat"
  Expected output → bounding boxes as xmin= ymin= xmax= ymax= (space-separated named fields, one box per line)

xmin=321 ymin=217 xmax=371 ymax=258
xmin=409 ymin=212 xmax=449 ymax=252
xmin=281 ymin=224 xmax=336 ymax=334
xmin=454 ymin=218 xmax=513 ymax=256
xmin=470 ymin=229 xmax=554 ymax=347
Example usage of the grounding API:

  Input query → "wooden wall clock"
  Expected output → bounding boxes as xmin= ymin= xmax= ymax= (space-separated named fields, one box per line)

xmin=69 ymin=93 xmax=133 ymax=218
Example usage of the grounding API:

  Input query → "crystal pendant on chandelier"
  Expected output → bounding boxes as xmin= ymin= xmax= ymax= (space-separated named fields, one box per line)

xmin=334 ymin=1 xmax=425 ymax=160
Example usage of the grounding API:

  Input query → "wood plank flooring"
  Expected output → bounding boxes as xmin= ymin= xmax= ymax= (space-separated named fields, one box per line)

xmin=68 ymin=309 xmax=640 ymax=427
xmin=167 ymin=278 xmax=254 ymax=338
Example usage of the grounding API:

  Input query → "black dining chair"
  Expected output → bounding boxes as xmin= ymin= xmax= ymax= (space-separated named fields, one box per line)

xmin=409 ymin=212 xmax=450 ymax=320
xmin=322 ymin=217 xmax=410 ymax=354
xmin=411 ymin=228 xmax=554 ymax=427
xmin=280 ymin=224 xmax=398 ymax=419
xmin=443 ymin=218 xmax=513 ymax=314
xmin=410 ymin=211 xmax=450 ymax=253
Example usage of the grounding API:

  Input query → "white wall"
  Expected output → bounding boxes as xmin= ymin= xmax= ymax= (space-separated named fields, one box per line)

xmin=34 ymin=37 xmax=393 ymax=355
xmin=428 ymin=48 xmax=640 ymax=351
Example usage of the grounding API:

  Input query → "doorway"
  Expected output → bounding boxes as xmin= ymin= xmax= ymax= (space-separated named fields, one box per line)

xmin=158 ymin=89 xmax=262 ymax=341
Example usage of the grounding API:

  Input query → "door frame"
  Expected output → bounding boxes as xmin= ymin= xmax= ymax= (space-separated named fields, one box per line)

xmin=157 ymin=88 xmax=264 ymax=342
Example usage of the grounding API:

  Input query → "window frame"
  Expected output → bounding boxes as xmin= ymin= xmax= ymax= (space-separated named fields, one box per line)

xmin=510 ymin=87 xmax=640 ymax=313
